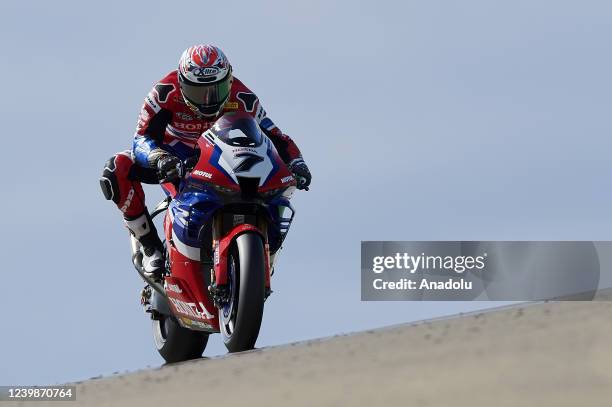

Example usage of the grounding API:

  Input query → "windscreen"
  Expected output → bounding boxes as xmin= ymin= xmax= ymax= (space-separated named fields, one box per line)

xmin=211 ymin=113 xmax=263 ymax=147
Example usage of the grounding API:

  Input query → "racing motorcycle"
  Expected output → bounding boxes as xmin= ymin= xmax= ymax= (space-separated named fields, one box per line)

xmin=133 ymin=112 xmax=298 ymax=363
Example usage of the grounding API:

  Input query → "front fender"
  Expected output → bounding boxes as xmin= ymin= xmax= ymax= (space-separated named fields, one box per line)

xmin=214 ymin=224 xmax=269 ymax=287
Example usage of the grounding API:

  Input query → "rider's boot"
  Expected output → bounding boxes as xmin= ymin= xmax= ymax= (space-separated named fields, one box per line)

xmin=124 ymin=209 xmax=164 ymax=280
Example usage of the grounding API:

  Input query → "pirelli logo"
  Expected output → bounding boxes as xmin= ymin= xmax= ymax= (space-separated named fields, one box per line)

xmin=224 ymin=102 xmax=239 ymax=110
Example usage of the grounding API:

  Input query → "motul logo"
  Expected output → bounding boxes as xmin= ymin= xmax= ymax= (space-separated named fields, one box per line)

xmin=194 ymin=170 xmax=212 ymax=179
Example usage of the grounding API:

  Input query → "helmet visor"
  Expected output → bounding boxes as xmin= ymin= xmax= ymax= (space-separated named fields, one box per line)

xmin=179 ymin=71 xmax=232 ymax=110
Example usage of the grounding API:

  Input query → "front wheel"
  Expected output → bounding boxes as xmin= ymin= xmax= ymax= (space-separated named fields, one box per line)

xmin=152 ymin=314 xmax=209 ymax=363
xmin=219 ymin=232 xmax=266 ymax=352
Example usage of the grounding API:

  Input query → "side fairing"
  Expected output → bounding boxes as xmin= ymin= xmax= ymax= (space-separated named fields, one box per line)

xmin=168 ymin=188 xmax=222 ymax=260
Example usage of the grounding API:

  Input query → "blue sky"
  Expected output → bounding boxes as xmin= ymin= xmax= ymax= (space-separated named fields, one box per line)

xmin=1 ymin=0 xmax=611 ymax=384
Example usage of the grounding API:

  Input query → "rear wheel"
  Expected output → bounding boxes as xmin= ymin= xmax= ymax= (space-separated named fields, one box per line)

xmin=220 ymin=232 xmax=266 ymax=352
xmin=152 ymin=315 xmax=209 ymax=363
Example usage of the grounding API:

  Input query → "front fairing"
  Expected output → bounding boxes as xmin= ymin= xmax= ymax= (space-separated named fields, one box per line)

xmin=193 ymin=123 xmax=297 ymax=193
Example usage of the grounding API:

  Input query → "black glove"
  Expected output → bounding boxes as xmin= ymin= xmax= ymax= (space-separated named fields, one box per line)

xmin=289 ymin=158 xmax=311 ymax=191
xmin=156 ymin=154 xmax=184 ymax=183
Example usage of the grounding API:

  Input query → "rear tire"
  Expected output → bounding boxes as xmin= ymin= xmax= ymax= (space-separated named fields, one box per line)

xmin=152 ymin=315 xmax=209 ymax=363
xmin=220 ymin=232 xmax=266 ymax=352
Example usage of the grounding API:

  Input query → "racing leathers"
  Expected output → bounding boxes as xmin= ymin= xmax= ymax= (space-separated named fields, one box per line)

xmin=100 ymin=70 xmax=307 ymax=278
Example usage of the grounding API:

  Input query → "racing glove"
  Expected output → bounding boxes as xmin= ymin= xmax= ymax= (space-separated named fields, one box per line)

xmin=289 ymin=158 xmax=311 ymax=191
xmin=149 ymin=149 xmax=184 ymax=183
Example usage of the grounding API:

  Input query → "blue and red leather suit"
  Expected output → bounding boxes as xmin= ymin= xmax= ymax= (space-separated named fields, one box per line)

xmin=102 ymin=71 xmax=303 ymax=220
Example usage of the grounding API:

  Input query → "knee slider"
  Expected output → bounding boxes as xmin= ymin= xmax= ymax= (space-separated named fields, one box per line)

xmin=100 ymin=156 xmax=120 ymax=203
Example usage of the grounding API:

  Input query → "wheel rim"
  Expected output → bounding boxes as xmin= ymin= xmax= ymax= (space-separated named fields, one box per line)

xmin=220 ymin=251 xmax=238 ymax=338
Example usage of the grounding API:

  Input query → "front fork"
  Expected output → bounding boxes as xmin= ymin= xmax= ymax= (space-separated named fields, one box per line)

xmin=208 ymin=213 xmax=272 ymax=308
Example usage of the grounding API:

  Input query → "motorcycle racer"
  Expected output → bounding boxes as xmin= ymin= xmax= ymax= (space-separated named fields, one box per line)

xmin=100 ymin=44 xmax=311 ymax=279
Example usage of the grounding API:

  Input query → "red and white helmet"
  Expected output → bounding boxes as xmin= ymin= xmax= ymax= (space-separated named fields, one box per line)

xmin=178 ymin=44 xmax=233 ymax=117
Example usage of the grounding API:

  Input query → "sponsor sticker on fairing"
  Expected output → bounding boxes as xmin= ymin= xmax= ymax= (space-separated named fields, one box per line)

xmin=180 ymin=317 xmax=213 ymax=329
xmin=214 ymin=244 xmax=220 ymax=266
xmin=165 ymin=282 xmax=183 ymax=293
xmin=189 ymin=319 xmax=213 ymax=329
xmin=194 ymin=170 xmax=212 ymax=179
xmin=169 ymin=298 xmax=214 ymax=319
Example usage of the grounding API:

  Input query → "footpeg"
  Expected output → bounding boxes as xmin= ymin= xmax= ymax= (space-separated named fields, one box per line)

xmin=140 ymin=285 xmax=152 ymax=313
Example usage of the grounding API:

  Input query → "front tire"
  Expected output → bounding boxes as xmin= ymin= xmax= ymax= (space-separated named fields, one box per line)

xmin=220 ymin=232 xmax=266 ymax=352
xmin=152 ymin=315 xmax=209 ymax=363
